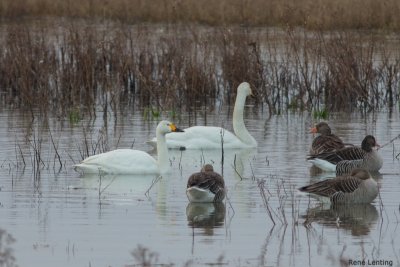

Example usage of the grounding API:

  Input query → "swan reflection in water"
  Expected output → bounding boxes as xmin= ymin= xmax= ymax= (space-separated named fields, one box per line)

xmin=78 ymin=173 xmax=166 ymax=201
xmin=168 ymin=147 xmax=257 ymax=178
xmin=302 ymin=203 xmax=378 ymax=236
xmin=186 ymin=202 xmax=226 ymax=235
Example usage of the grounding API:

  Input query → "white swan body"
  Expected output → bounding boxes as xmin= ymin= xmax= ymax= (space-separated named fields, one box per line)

xmin=147 ymin=82 xmax=257 ymax=150
xmin=163 ymin=126 xmax=251 ymax=149
xmin=74 ymin=121 xmax=183 ymax=175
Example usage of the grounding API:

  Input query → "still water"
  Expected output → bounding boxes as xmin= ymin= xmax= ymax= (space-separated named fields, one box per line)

xmin=0 ymin=107 xmax=399 ymax=267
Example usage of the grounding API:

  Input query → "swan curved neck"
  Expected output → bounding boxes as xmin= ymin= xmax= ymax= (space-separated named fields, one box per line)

xmin=232 ymin=93 xmax=257 ymax=146
xmin=156 ymin=132 xmax=169 ymax=173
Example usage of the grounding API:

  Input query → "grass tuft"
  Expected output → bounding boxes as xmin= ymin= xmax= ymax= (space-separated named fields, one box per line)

xmin=313 ymin=108 xmax=329 ymax=120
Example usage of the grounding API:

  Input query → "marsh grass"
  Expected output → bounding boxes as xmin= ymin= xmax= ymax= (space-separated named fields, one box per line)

xmin=2 ymin=22 xmax=400 ymax=177
xmin=257 ymin=175 xmax=300 ymax=227
xmin=0 ymin=229 xmax=17 ymax=267
xmin=12 ymin=122 xmax=62 ymax=180
xmin=129 ymin=245 xmax=223 ymax=267
xmin=75 ymin=125 xmax=111 ymax=161
xmin=10 ymin=115 xmax=117 ymax=177
xmin=0 ymin=22 xmax=399 ymax=121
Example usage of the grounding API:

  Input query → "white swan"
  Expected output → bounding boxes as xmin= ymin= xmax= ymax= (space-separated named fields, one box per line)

xmin=147 ymin=82 xmax=257 ymax=149
xmin=74 ymin=120 xmax=183 ymax=175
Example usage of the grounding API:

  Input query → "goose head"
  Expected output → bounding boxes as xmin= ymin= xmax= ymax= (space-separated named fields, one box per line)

xmin=310 ymin=122 xmax=331 ymax=135
xmin=201 ymin=164 xmax=214 ymax=172
xmin=361 ymin=135 xmax=379 ymax=152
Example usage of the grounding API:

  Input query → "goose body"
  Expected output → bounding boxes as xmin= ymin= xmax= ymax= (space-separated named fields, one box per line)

xmin=299 ymin=169 xmax=378 ymax=204
xmin=186 ymin=164 xmax=226 ymax=203
xmin=147 ymin=82 xmax=257 ymax=150
xmin=74 ymin=121 xmax=183 ymax=175
xmin=309 ymin=122 xmax=346 ymax=155
xmin=308 ymin=135 xmax=383 ymax=175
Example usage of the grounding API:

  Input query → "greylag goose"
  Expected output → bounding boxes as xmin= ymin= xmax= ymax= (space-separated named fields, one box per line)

xmin=74 ymin=121 xmax=184 ymax=174
xmin=186 ymin=164 xmax=226 ymax=203
xmin=309 ymin=122 xmax=346 ymax=155
xmin=308 ymin=135 xmax=382 ymax=175
xmin=299 ymin=169 xmax=378 ymax=204
xmin=147 ymin=82 xmax=257 ymax=150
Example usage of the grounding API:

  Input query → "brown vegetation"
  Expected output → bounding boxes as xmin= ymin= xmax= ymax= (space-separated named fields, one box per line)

xmin=0 ymin=1 xmax=399 ymax=118
xmin=1 ymin=0 xmax=400 ymax=30
xmin=0 ymin=22 xmax=399 ymax=119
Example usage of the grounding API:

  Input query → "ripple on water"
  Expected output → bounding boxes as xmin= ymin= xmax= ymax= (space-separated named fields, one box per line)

xmin=0 ymin=110 xmax=400 ymax=266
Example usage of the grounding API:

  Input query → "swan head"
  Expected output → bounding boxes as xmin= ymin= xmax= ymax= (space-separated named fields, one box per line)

xmin=237 ymin=82 xmax=253 ymax=97
xmin=156 ymin=120 xmax=184 ymax=135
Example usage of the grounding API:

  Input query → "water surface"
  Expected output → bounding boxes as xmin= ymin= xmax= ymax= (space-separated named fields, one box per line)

xmin=0 ymin=108 xmax=399 ymax=267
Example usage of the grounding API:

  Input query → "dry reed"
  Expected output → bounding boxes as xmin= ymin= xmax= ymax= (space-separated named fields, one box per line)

xmin=0 ymin=229 xmax=17 ymax=267
xmin=0 ymin=21 xmax=399 ymax=120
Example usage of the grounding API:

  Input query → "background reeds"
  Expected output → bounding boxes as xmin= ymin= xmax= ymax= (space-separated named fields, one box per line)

xmin=0 ymin=21 xmax=399 ymax=120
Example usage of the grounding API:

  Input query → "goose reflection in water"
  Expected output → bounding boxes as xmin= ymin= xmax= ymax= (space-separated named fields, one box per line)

xmin=302 ymin=203 xmax=378 ymax=236
xmin=186 ymin=202 xmax=226 ymax=235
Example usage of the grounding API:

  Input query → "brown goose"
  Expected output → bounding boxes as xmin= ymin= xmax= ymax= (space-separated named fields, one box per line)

xmin=299 ymin=169 xmax=378 ymax=204
xmin=186 ymin=164 xmax=226 ymax=203
xmin=309 ymin=122 xmax=345 ymax=155
xmin=308 ymin=135 xmax=383 ymax=175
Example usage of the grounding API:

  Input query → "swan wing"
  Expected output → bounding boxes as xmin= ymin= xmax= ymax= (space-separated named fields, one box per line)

xmin=165 ymin=126 xmax=247 ymax=149
xmin=75 ymin=149 xmax=158 ymax=174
